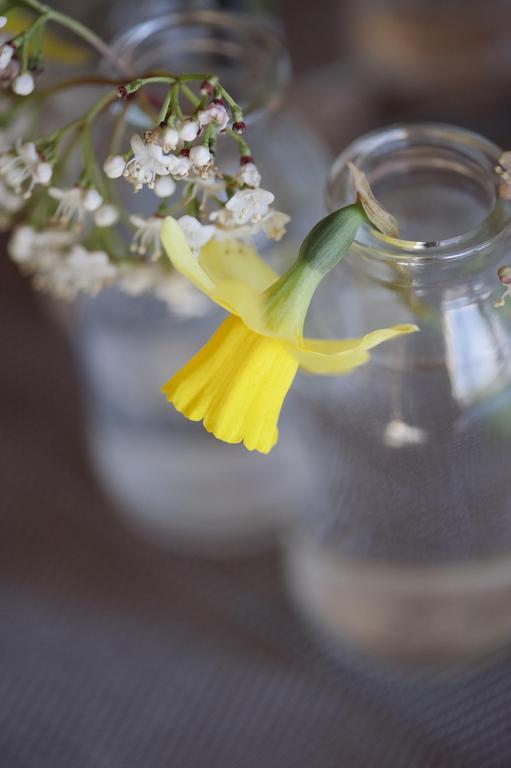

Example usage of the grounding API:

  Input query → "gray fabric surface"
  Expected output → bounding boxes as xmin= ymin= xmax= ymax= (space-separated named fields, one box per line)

xmin=1 ymin=250 xmax=510 ymax=767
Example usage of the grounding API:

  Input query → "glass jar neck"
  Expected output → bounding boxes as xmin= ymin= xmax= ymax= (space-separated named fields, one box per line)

xmin=326 ymin=124 xmax=511 ymax=288
xmin=110 ymin=9 xmax=291 ymax=124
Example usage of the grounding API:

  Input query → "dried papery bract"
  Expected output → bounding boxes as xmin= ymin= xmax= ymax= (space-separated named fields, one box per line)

xmin=348 ymin=162 xmax=399 ymax=238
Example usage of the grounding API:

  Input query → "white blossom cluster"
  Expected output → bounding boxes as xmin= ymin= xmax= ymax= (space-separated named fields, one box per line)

xmin=9 ymin=225 xmax=117 ymax=298
xmin=118 ymin=262 xmax=210 ymax=318
xmin=0 ymin=33 xmax=290 ymax=318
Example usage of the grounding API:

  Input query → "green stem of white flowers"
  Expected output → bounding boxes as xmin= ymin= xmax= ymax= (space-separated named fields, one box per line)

xmin=225 ymin=127 xmax=251 ymax=157
xmin=180 ymin=83 xmax=201 ymax=110
xmin=157 ymin=87 xmax=173 ymax=125
xmin=169 ymin=82 xmax=183 ymax=122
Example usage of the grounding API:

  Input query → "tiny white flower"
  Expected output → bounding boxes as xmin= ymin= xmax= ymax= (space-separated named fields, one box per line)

xmin=129 ymin=214 xmax=163 ymax=260
xmin=8 ymin=225 xmax=38 ymax=263
xmin=198 ymin=102 xmax=229 ymax=131
xmin=59 ymin=245 xmax=117 ymax=297
xmin=12 ymin=72 xmax=34 ymax=96
xmin=188 ymin=172 xmax=225 ymax=197
xmin=123 ymin=134 xmax=174 ymax=191
xmin=28 ymin=244 xmax=116 ymax=299
xmin=189 ymin=145 xmax=211 ymax=168
xmin=94 ymin=204 xmax=119 ymax=228
xmin=225 ymin=187 xmax=275 ymax=225
xmin=103 ymin=154 xmax=126 ymax=179
xmin=8 ymin=225 xmax=75 ymax=267
xmin=83 ymin=188 xmax=103 ymax=212
xmin=160 ymin=126 xmax=179 ymax=151
xmin=0 ymin=176 xmax=23 ymax=230
xmin=1 ymin=140 xmax=52 ymax=198
xmin=146 ymin=125 xmax=180 ymax=153
xmin=261 ymin=210 xmax=290 ymax=241
xmin=169 ymin=154 xmax=192 ymax=179
xmin=0 ymin=44 xmax=14 ymax=71
xmin=211 ymin=205 xmax=289 ymax=242
xmin=237 ymin=162 xmax=261 ymax=188
xmin=153 ymin=175 xmax=176 ymax=198
xmin=177 ymin=215 xmax=215 ymax=254
xmin=0 ymin=16 xmax=7 ymax=29
xmin=178 ymin=119 xmax=199 ymax=142
xmin=34 ymin=162 xmax=52 ymax=185
xmin=49 ymin=186 xmax=102 ymax=227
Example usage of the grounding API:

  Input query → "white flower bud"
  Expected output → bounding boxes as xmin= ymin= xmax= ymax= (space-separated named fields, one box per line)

xmin=0 ymin=16 xmax=7 ymax=29
xmin=34 ymin=162 xmax=52 ymax=185
xmin=103 ymin=154 xmax=126 ymax=179
xmin=161 ymin=126 xmax=179 ymax=151
xmin=189 ymin=145 xmax=211 ymax=167
xmin=12 ymin=72 xmax=34 ymax=96
xmin=154 ymin=175 xmax=176 ymax=198
xmin=171 ymin=155 xmax=192 ymax=178
xmin=83 ymin=188 xmax=103 ymax=212
xmin=177 ymin=215 xmax=215 ymax=253
xmin=94 ymin=204 xmax=119 ymax=228
xmin=198 ymin=102 xmax=229 ymax=131
xmin=178 ymin=120 xmax=199 ymax=142
xmin=0 ymin=44 xmax=13 ymax=71
xmin=238 ymin=162 xmax=261 ymax=188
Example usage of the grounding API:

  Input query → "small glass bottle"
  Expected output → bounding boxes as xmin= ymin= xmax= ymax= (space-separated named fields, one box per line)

xmin=75 ymin=10 xmax=330 ymax=554
xmin=284 ymin=124 xmax=511 ymax=663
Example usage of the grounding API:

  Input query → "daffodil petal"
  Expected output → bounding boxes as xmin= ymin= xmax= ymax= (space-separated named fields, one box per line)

xmin=161 ymin=217 xmax=215 ymax=295
xmin=293 ymin=324 xmax=418 ymax=374
xmin=211 ymin=280 xmax=269 ymax=334
xmin=200 ymin=238 xmax=278 ymax=291
xmin=162 ymin=218 xmax=280 ymax=321
xmin=161 ymin=315 xmax=298 ymax=453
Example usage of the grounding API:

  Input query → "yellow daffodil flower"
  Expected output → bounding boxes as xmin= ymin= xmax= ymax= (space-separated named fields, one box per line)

xmin=161 ymin=205 xmax=418 ymax=454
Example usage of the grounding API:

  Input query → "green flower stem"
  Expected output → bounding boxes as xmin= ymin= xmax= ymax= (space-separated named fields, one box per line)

xmin=157 ymin=87 xmax=173 ymax=125
xmin=265 ymin=203 xmax=368 ymax=338
xmin=202 ymin=123 xmax=215 ymax=149
xmin=125 ymin=76 xmax=177 ymax=93
xmin=180 ymin=83 xmax=200 ymax=109
xmin=224 ymin=127 xmax=251 ymax=157
xmin=265 ymin=260 xmax=324 ymax=339
xmin=215 ymin=84 xmax=240 ymax=117
xmin=80 ymin=125 xmax=106 ymax=194
xmin=298 ymin=203 xmax=367 ymax=275
xmin=169 ymin=82 xmax=183 ymax=121
xmin=83 ymin=89 xmax=118 ymax=125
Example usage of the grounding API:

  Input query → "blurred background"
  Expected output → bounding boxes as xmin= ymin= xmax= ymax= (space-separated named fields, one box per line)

xmin=3 ymin=1 xmax=511 ymax=767
xmin=50 ymin=0 xmax=511 ymax=151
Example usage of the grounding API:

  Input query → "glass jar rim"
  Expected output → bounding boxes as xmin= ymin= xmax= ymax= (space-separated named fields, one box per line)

xmin=109 ymin=9 xmax=291 ymax=123
xmin=326 ymin=122 xmax=511 ymax=263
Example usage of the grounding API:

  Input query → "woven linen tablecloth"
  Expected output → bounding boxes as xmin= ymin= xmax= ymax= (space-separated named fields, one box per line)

xmin=1 ymin=249 xmax=510 ymax=768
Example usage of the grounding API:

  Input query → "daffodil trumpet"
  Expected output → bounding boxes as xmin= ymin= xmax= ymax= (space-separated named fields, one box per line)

xmin=160 ymin=205 xmax=418 ymax=454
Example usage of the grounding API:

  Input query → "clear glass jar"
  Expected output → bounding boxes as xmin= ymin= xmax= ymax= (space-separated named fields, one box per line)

xmin=75 ymin=11 xmax=330 ymax=554
xmin=284 ymin=124 xmax=511 ymax=663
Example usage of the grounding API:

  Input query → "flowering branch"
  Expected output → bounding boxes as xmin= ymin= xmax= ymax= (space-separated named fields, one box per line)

xmin=0 ymin=3 xmax=290 ymax=312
